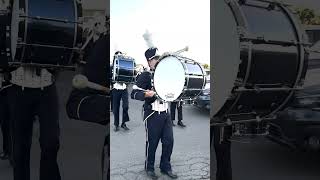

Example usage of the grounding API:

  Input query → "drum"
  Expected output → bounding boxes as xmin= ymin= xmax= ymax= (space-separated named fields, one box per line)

xmin=0 ymin=1 xmax=10 ymax=68
xmin=153 ymin=54 xmax=206 ymax=102
xmin=212 ymin=0 xmax=309 ymax=124
xmin=6 ymin=0 xmax=82 ymax=69
xmin=112 ymin=55 xmax=136 ymax=83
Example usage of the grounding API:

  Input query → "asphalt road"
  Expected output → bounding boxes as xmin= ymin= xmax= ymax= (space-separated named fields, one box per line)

xmin=0 ymin=71 xmax=106 ymax=180
xmin=110 ymin=87 xmax=210 ymax=180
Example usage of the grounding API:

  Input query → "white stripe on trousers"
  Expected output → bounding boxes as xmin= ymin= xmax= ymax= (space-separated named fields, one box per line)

xmin=144 ymin=111 xmax=155 ymax=170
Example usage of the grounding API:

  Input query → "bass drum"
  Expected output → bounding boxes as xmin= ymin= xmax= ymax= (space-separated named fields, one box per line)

xmin=153 ymin=55 xmax=206 ymax=102
xmin=212 ymin=0 xmax=309 ymax=124
xmin=112 ymin=55 xmax=136 ymax=83
xmin=7 ymin=0 xmax=82 ymax=69
xmin=0 ymin=1 xmax=11 ymax=68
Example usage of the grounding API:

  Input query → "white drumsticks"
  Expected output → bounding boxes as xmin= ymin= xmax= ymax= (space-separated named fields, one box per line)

xmin=72 ymin=74 xmax=110 ymax=93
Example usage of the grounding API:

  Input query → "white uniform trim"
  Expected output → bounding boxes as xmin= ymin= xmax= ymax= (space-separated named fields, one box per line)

xmin=77 ymin=96 xmax=90 ymax=119
xmin=113 ymin=82 xmax=126 ymax=90
xmin=143 ymin=111 xmax=155 ymax=170
xmin=10 ymin=67 xmax=53 ymax=89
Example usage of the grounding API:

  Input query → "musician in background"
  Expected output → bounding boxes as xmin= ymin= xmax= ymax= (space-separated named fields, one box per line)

xmin=66 ymin=15 xmax=110 ymax=179
xmin=112 ymin=51 xmax=130 ymax=131
xmin=170 ymin=101 xmax=186 ymax=127
xmin=7 ymin=66 xmax=61 ymax=180
xmin=213 ymin=124 xmax=232 ymax=180
xmin=0 ymin=2 xmax=12 ymax=162
xmin=0 ymin=71 xmax=12 ymax=162
xmin=131 ymin=47 xmax=178 ymax=179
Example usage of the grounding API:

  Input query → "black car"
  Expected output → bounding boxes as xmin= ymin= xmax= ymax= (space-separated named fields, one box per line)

xmin=267 ymin=83 xmax=320 ymax=151
xmin=195 ymin=79 xmax=210 ymax=110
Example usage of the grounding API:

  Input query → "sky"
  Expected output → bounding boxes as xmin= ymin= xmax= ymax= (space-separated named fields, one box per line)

xmin=110 ymin=0 xmax=210 ymax=66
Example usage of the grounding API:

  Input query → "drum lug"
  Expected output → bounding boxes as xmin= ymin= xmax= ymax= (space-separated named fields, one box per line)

xmin=237 ymin=26 xmax=248 ymax=37
xmin=18 ymin=8 xmax=26 ymax=16
xmin=78 ymin=17 xmax=84 ymax=24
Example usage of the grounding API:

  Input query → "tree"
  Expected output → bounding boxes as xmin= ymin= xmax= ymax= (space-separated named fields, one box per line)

xmin=294 ymin=8 xmax=320 ymax=25
xmin=203 ymin=64 xmax=209 ymax=69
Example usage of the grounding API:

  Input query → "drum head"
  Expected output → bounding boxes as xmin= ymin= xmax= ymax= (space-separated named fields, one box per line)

xmin=154 ymin=56 xmax=185 ymax=101
xmin=212 ymin=0 xmax=241 ymax=116
xmin=10 ymin=0 xmax=19 ymax=60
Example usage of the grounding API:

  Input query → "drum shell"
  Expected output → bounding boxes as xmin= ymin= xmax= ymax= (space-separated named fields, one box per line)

xmin=179 ymin=61 xmax=206 ymax=100
xmin=112 ymin=56 xmax=136 ymax=83
xmin=8 ymin=0 xmax=82 ymax=67
xmin=213 ymin=0 xmax=309 ymax=121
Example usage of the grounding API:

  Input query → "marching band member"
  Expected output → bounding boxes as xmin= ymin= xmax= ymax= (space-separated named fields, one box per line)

xmin=213 ymin=124 xmax=232 ymax=180
xmin=8 ymin=66 xmax=61 ymax=180
xmin=170 ymin=101 xmax=186 ymax=127
xmin=0 ymin=2 xmax=12 ymax=162
xmin=131 ymin=47 xmax=178 ymax=179
xmin=66 ymin=15 xmax=110 ymax=180
xmin=0 ymin=71 xmax=12 ymax=162
xmin=112 ymin=51 xmax=130 ymax=131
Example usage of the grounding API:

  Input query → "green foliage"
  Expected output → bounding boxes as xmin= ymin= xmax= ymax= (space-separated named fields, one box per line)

xmin=294 ymin=8 xmax=320 ymax=25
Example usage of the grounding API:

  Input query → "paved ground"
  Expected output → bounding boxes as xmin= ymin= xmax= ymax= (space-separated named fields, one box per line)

xmin=210 ymin=135 xmax=320 ymax=180
xmin=0 ymin=71 xmax=106 ymax=180
xmin=110 ymin=87 xmax=210 ymax=180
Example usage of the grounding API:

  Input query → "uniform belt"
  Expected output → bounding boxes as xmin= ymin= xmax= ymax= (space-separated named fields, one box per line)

xmin=11 ymin=84 xmax=54 ymax=91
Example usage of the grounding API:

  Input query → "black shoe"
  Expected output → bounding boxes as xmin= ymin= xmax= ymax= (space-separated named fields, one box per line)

xmin=0 ymin=152 xmax=9 ymax=160
xmin=160 ymin=170 xmax=178 ymax=179
xmin=146 ymin=170 xmax=158 ymax=179
xmin=114 ymin=126 xmax=119 ymax=132
xmin=121 ymin=123 xmax=129 ymax=130
xmin=178 ymin=121 xmax=186 ymax=127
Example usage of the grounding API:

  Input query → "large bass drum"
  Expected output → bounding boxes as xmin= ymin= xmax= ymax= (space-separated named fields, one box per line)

xmin=6 ymin=0 xmax=82 ymax=69
xmin=153 ymin=54 xmax=206 ymax=102
xmin=212 ymin=0 xmax=309 ymax=124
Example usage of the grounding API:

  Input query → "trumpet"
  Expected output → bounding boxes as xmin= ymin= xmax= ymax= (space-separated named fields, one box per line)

xmin=159 ymin=46 xmax=189 ymax=60
xmin=174 ymin=46 xmax=189 ymax=55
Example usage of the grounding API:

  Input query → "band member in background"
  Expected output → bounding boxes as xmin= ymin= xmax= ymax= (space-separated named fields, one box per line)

xmin=213 ymin=124 xmax=232 ymax=180
xmin=170 ymin=101 xmax=186 ymax=127
xmin=112 ymin=51 xmax=130 ymax=131
xmin=131 ymin=47 xmax=178 ymax=179
xmin=7 ymin=66 xmax=61 ymax=180
xmin=0 ymin=72 xmax=12 ymax=162
xmin=0 ymin=2 xmax=12 ymax=162
xmin=66 ymin=15 xmax=110 ymax=180
xmin=110 ymin=65 xmax=113 ymax=112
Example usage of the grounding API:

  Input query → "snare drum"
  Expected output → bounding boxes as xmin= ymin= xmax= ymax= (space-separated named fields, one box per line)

xmin=6 ymin=0 xmax=83 ymax=69
xmin=112 ymin=55 xmax=136 ymax=83
xmin=153 ymin=55 xmax=206 ymax=102
xmin=212 ymin=0 xmax=309 ymax=124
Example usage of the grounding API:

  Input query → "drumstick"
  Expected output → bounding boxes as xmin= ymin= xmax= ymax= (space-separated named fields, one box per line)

xmin=72 ymin=74 xmax=109 ymax=93
xmin=80 ymin=31 xmax=94 ymax=51
xmin=132 ymin=85 xmax=148 ymax=92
